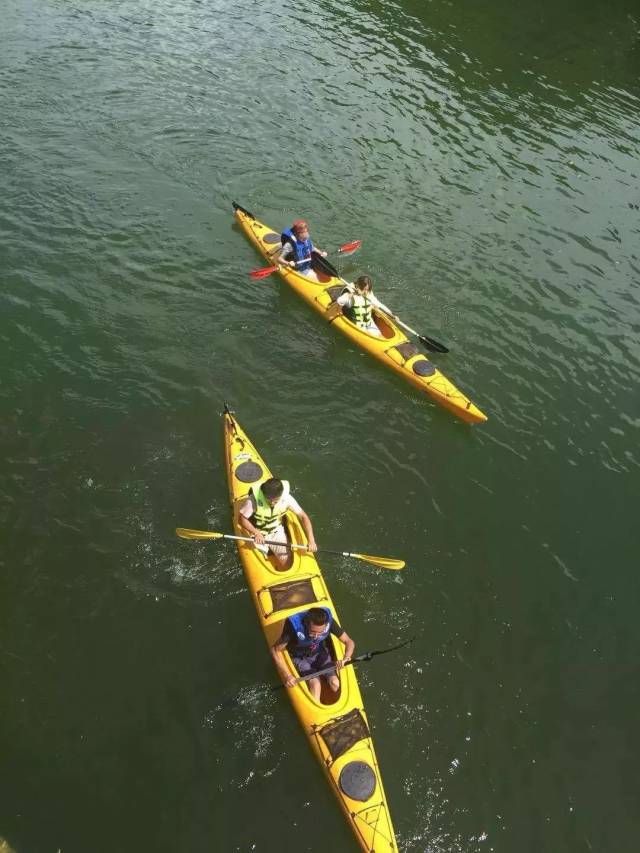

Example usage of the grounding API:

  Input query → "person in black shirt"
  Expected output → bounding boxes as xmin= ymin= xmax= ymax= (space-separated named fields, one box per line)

xmin=271 ymin=607 xmax=355 ymax=701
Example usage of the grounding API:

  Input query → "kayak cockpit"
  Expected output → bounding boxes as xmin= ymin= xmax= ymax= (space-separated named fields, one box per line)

xmin=310 ymin=256 xmax=333 ymax=284
xmin=372 ymin=311 xmax=396 ymax=339
xmin=318 ymin=637 xmax=342 ymax=705
xmin=323 ymin=285 xmax=396 ymax=339
xmin=259 ymin=515 xmax=300 ymax=573
xmin=291 ymin=638 xmax=342 ymax=706
xmin=257 ymin=572 xmax=344 ymax=706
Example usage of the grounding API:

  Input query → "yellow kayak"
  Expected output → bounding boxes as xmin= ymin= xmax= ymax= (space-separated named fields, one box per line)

xmin=233 ymin=202 xmax=487 ymax=425
xmin=223 ymin=408 xmax=398 ymax=852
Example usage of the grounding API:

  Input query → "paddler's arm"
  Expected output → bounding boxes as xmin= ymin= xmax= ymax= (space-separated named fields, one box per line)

xmin=295 ymin=508 xmax=318 ymax=553
xmin=335 ymin=630 xmax=355 ymax=670
xmin=237 ymin=501 xmax=266 ymax=545
xmin=369 ymin=292 xmax=387 ymax=312
xmin=277 ymin=244 xmax=296 ymax=267
xmin=326 ymin=289 xmax=353 ymax=321
xmin=271 ymin=637 xmax=296 ymax=687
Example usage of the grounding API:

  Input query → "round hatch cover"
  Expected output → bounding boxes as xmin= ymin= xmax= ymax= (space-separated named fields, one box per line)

xmin=262 ymin=232 xmax=281 ymax=244
xmin=235 ymin=461 xmax=263 ymax=483
xmin=413 ymin=359 xmax=437 ymax=377
xmin=339 ymin=761 xmax=376 ymax=802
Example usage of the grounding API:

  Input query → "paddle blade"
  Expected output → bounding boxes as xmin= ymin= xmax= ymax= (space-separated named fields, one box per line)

xmin=419 ymin=335 xmax=449 ymax=354
xmin=176 ymin=528 xmax=224 ymax=540
xmin=352 ymin=553 xmax=406 ymax=570
xmin=337 ymin=240 xmax=362 ymax=257
xmin=313 ymin=253 xmax=340 ymax=279
xmin=249 ymin=266 xmax=278 ymax=279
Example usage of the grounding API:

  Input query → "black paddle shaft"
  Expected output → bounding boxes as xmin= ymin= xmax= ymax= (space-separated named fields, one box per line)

xmin=272 ymin=636 xmax=416 ymax=690
xmin=311 ymin=255 xmax=449 ymax=354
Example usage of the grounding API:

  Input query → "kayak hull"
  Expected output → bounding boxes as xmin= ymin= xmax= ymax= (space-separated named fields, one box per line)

xmin=223 ymin=410 xmax=397 ymax=852
xmin=233 ymin=203 xmax=487 ymax=424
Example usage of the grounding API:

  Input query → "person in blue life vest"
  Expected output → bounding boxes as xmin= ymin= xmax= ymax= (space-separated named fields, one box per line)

xmin=271 ymin=606 xmax=356 ymax=700
xmin=237 ymin=477 xmax=317 ymax=570
xmin=327 ymin=274 xmax=383 ymax=336
xmin=277 ymin=219 xmax=327 ymax=282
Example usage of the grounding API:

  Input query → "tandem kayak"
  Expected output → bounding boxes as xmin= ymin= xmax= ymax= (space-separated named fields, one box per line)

xmin=233 ymin=202 xmax=487 ymax=425
xmin=223 ymin=408 xmax=398 ymax=852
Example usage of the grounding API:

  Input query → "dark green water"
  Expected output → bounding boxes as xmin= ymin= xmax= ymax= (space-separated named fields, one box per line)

xmin=2 ymin=0 xmax=639 ymax=851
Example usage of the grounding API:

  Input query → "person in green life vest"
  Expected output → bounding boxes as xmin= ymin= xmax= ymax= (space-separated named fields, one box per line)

xmin=237 ymin=477 xmax=317 ymax=569
xmin=327 ymin=274 xmax=382 ymax=336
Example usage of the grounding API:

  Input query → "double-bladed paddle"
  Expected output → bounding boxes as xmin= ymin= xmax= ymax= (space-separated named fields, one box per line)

xmin=249 ymin=240 xmax=362 ymax=279
xmin=272 ymin=636 xmax=416 ymax=690
xmin=313 ymin=254 xmax=450 ymax=354
xmin=175 ymin=527 xmax=405 ymax=570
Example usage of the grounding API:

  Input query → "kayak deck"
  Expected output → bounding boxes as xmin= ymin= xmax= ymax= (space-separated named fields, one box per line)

xmin=223 ymin=409 xmax=397 ymax=852
xmin=233 ymin=202 xmax=487 ymax=424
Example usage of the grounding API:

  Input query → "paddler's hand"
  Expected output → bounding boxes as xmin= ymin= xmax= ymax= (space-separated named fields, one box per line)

xmin=284 ymin=674 xmax=297 ymax=688
xmin=319 ymin=250 xmax=328 ymax=258
xmin=288 ymin=260 xmax=296 ymax=268
xmin=336 ymin=656 xmax=351 ymax=670
xmin=306 ymin=538 xmax=318 ymax=553
xmin=253 ymin=531 xmax=266 ymax=546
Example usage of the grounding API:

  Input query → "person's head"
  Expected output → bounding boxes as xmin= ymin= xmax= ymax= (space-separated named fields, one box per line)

xmin=355 ymin=275 xmax=372 ymax=294
xmin=305 ymin=608 xmax=330 ymax=638
xmin=292 ymin=219 xmax=309 ymax=241
xmin=260 ymin=477 xmax=284 ymax=507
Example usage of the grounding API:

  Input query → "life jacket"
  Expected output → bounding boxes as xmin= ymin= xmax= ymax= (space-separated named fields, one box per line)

xmin=250 ymin=480 xmax=290 ymax=533
xmin=346 ymin=292 xmax=373 ymax=328
xmin=287 ymin=607 xmax=333 ymax=655
xmin=281 ymin=227 xmax=313 ymax=272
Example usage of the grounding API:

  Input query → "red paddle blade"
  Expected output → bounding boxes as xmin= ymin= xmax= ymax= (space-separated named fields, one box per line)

xmin=249 ymin=266 xmax=278 ymax=279
xmin=337 ymin=240 xmax=362 ymax=257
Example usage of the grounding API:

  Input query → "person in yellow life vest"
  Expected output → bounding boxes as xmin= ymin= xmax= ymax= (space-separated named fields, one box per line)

xmin=327 ymin=275 xmax=382 ymax=336
xmin=237 ymin=477 xmax=317 ymax=569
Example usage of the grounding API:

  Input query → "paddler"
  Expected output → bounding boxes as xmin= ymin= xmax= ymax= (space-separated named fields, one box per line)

xmin=277 ymin=219 xmax=327 ymax=282
xmin=237 ymin=477 xmax=317 ymax=569
xmin=271 ymin=606 xmax=355 ymax=700
xmin=327 ymin=274 xmax=382 ymax=336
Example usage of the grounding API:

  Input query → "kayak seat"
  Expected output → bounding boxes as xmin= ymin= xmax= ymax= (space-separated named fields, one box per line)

xmin=373 ymin=312 xmax=396 ymax=339
xmin=316 ymin=636 xmax=343 ymax=705
xmin=267 ymin=517 xmax=296 ymax=573
xmin=319 ymin=673 xmax=341 ymax=706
